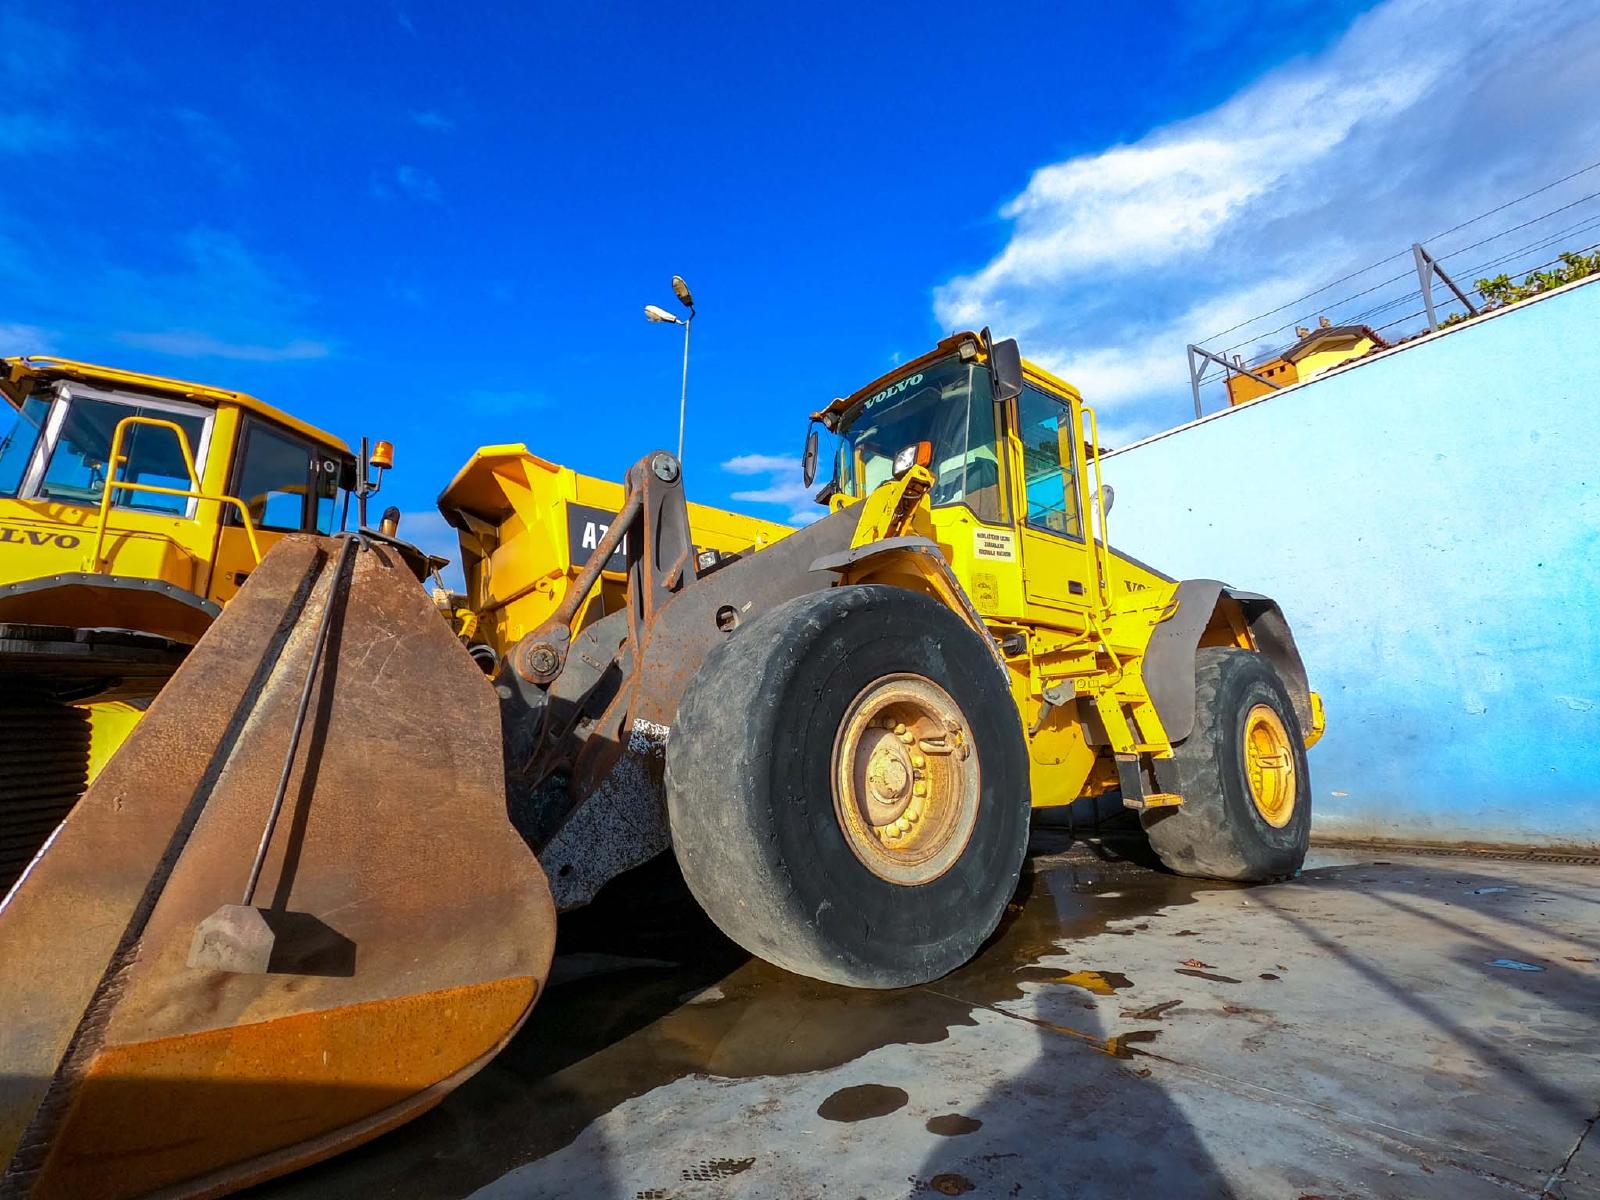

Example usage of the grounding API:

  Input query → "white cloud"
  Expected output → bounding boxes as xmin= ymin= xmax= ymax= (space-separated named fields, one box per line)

xmin=720 ymin=453 xmax=824 ymax=525
xmin=722 ymin=452 xmax=798 ymax=475
xmin=411 ymin=110 xmax=456 ymax=133
xmin=460 ymin=388 xmax=547 ymax=415
xmin=371 ymin=165 xmax=443 ymax=204
xmin=172 ymin=108 xmax=242 ymax=185
xmin=0 ymin=113 xmax=74 ymax=154
xmin=0 ymin=322 xmax=55 ymax=354
xmin=116 ymin=330 xmax=330 ymax=362
xmin=395 ymin=165 xmax=441 ymax=203
xmin=100 ymin=228 xmax=332 ymax=366
xmin=935 ymin=0 xmax=1600 ymax=433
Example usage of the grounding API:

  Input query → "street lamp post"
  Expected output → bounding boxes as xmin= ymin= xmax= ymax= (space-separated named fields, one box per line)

xmin=644 ymin=275 xmax=696 ymax=461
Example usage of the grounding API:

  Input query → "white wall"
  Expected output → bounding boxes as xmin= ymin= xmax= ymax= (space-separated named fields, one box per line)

xmin=1102 ymin=279 xmax=1600 ymax=849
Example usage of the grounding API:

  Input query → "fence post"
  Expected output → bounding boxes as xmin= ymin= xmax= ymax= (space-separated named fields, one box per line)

xmin=1413 ymin=241 xmax=1480 ymax=332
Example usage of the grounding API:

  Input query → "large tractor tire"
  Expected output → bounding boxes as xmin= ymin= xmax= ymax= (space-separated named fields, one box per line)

xmin=666 ymin=585 xmax=1030 ymax=989
xmin=1142 ymin=647 xmax=1311 ymax=882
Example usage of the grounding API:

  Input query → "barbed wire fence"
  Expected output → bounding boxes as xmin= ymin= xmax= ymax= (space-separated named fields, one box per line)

xmin=1184 ymin=158 xmax=1600 ymax=418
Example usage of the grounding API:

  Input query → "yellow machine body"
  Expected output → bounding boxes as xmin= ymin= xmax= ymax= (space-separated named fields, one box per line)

xmin=438 ymin=444 xmax=792 ymax=649
xmin=455 ymin=333 xmax=1323 ymax=821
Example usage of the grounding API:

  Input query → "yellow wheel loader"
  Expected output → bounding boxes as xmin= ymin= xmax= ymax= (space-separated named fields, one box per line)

xmin=0 ymin=331 xmax=1324 ymax=1198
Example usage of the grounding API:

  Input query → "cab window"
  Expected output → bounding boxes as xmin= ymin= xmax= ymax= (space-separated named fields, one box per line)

xmin=1016 ymin=384 xmax=1082 ymax=540
xmin=36 ymin=392 xmax=208 ymax=515
xmin=229 ymin=418 xmax=338 ymax=533
xmin=0 ymin=396 xmax=50 ymax=498
xmin=835 ymin=356 xmax=1008 ymax=524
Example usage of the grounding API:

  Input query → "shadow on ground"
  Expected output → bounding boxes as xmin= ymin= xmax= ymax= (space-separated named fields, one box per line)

xmin=253 ymin=815 xmax=1600 ymax=1199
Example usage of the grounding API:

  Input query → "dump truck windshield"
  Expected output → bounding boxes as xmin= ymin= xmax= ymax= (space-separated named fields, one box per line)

xmin=36 ymin=392 xmax=208 ymax=514
xmin=836 ymin=357 xmax=1005 ymax=523
xmin=0 ymin=396 xmax=49 ymax=498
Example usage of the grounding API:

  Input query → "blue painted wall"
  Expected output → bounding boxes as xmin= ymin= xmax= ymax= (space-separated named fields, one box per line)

xmin=1102 ymin=279 xmax=1600 ymax=849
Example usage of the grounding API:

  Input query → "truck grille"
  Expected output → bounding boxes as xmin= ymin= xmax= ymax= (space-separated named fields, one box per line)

xmin=0 ymin=697 xmax=91 ymax=896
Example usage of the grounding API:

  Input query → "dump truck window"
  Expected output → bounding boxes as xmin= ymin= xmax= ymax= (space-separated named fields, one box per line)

xmin=36 ymin=395 xmax=207 ymax=515
xmin=1017 ymin=385 xmax=1081 ymax=539
xmin=229 ymin=419 xmax=318 ymax=532
xmin=837 ymin=356 xmax=1006 ymax=524
xmin=0 ymin=396 xmax=49 ymax=498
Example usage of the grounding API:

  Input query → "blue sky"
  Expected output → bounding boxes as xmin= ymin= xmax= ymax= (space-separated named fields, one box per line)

xmin=5 ymin=0 xmax=1599 ymax=568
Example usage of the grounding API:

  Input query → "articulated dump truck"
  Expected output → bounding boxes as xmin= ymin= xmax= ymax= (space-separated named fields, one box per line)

xmin=0 ymin=332 xmax=1324 ymax=1198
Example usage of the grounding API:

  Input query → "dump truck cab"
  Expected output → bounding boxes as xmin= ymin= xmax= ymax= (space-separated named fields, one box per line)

xmin=0 ymin=356 xmax=361 ymax=894
xmin=0 ymin=356 xmax=357 ymax=671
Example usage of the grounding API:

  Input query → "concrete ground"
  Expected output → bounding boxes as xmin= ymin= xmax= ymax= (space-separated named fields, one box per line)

xmin=259 ymin=826 xmax=1600 ymax=1200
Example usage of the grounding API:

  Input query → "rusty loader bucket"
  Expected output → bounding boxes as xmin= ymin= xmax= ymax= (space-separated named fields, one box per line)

xmin=0 ymin=535 xmax=556 ymax=1199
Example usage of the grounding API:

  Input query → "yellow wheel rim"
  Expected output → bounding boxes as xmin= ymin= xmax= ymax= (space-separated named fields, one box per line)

xmin=1243 ymin=703 xmax=1297 ymax=828
xmin=831 ymin=674 xmax=980 ymax=885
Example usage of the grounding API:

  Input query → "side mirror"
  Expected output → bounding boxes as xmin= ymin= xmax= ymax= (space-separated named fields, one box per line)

xmin=989 ymin=337 xmax=1023 ymax=403
xmin=1095 ymin=484 xmax=1115 ymax=516
xmin=801 ymin=424 xmax=820 ymax=487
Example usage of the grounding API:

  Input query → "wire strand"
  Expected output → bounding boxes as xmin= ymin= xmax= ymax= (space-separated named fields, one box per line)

xmin=1194 ymin=156 xmax=1600 ymax=347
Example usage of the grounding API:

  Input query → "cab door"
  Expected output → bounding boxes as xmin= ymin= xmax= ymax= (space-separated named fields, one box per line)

xmin=1012 ymin=383 xmax=1095 ymax=617
xmin=207 ymin=416 xmax=342 ymax=606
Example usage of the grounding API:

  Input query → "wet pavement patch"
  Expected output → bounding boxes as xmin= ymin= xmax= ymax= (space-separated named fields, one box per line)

xmin=925 ymin=1113 xmax=983 ymax=1136
xmin=261 ymin=828 xmax=1232 ymax=1197
xmin=1054 ymin=969 xmax=1132 ymax=995
xmin=817 ymin=1083 xmax=909 ymax=1122
xmin=927 ymin=1172 xmax=976 ymax=1195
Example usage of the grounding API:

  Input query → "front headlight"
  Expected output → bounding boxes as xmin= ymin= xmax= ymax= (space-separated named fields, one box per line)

xmin=892 ymin=441 xmax=932 ymax=479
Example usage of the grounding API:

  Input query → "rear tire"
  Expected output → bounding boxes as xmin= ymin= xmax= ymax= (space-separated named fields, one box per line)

xmin=1141 ymin=648 xmax=1310 ymax=882
xmin=666 ymin=585 xmax=1030 ymax=988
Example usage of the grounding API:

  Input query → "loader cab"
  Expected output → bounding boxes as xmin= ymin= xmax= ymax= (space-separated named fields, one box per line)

xmin=0 ymin=357 xmax=360 ymax=643
xmin=815 ymin=332 xmax=1104 ymax=626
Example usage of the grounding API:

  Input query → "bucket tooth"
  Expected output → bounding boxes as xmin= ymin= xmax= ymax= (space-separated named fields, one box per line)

xmin=0 ymin=534 xmax=556 ymax=1200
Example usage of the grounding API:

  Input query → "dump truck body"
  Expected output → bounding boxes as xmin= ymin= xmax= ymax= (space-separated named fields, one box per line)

xmin=439 ymin=443 xmax=792 ymax=651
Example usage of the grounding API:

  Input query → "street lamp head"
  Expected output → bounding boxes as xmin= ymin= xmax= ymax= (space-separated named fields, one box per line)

xmin=671 ymin=275 xmax=695 ymax=309
xmin=644 ymin=304 xmax=680 ymax=324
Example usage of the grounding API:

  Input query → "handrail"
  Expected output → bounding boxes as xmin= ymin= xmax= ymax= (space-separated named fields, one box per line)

xmin=1080 ymin=403 xmax=1114 ymax=611
xmin=84 ymin=415 xmax=263 ymax=574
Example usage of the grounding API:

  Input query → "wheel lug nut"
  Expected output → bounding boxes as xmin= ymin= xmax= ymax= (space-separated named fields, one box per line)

xmin=893 ymin=722 xmax=907 ymax=735
xmin=913 ymin=781 xmax=928 ymax=797
xmin=911 ymin=754 xmax=926 ymax=769
xmin=895 ymin=816 xmax=911 ymax=833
